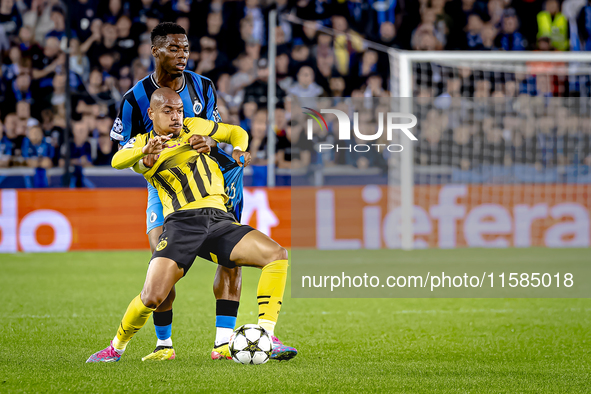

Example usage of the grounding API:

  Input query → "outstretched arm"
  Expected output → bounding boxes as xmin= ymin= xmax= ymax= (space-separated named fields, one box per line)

xmin=186 ymin=118 xmax=251 ymax=165
xmin=185 ymin=118 xmax=248 ymax=151
xmin=207 ymin=122 xmax=251 ymax=166
xmin=213 ymin=123 xmax=251 ymax=167
xmin=112 ymin=134 xmax=172 ymax=170
xmin=210 ymin=123 xmax=249 ymax=153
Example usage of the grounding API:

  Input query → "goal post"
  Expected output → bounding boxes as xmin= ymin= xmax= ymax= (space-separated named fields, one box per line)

xmin=388 ymin=49 xmax=591 ymax=250
xmin=392 ymin=52 xmax=414 ymax=251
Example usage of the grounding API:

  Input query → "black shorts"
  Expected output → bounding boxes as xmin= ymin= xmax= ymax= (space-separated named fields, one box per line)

xmin=152 ymin=208 xmax=255 ymax=274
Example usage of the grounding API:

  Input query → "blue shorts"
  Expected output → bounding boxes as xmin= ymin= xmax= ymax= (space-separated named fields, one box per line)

xmin=212 ymin=147 xmax=244 ymax=222
xmin=146 ymin=183 xmax=165 ymax=234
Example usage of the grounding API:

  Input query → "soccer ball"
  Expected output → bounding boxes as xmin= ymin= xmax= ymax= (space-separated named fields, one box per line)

xmin=228 ymin=324 xmax=273 ymax=365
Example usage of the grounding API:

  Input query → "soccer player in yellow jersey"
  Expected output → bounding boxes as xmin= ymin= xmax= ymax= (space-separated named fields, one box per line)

xmin=86 ymin=87 xmax=297 ymax=363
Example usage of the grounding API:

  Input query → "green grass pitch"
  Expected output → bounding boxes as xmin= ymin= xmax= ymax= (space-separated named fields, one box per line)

xmin=0 ymin=249 xmax=590 ymax=393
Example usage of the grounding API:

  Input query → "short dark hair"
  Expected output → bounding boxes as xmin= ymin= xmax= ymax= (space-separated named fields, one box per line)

xmin=151 ymin=22 xmax=186 ymax=46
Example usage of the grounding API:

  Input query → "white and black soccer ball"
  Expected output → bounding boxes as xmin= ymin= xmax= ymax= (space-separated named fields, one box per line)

xmin=228 ymin=324 xmax=273 ymax=365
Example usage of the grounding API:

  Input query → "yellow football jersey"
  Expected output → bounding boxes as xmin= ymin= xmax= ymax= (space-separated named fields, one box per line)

xmin=112 ymin=117 xmax=248 ymax=218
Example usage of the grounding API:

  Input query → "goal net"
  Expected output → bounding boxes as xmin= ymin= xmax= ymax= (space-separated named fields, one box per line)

xmin=388 ymin=51 xmax=591 ymax=250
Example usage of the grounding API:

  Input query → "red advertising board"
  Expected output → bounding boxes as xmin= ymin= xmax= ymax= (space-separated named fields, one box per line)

xmin=0 ymin=185 xmax=589 ymax=252
xmin=0 ymin=188 xmax=291 ymax=252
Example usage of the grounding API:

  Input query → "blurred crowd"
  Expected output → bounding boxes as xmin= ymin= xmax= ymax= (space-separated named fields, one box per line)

xmin=413 ymin=98 xmax=591 ymax=171
xmin=288 ymin=97 xmax=591 ymax=173
xmin=1 ymin=0 xmax=591 ymax=183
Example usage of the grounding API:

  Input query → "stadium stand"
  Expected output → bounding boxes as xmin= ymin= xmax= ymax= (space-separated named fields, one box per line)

xmin=0 ymin=0 xmax=590 ymax=187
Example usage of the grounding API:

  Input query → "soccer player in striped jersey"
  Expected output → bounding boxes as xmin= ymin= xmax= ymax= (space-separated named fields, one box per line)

xmin=109 ymin=22 xmax=242 ymax=361
xmin=86 ymin=88 xmax=297 ymax=363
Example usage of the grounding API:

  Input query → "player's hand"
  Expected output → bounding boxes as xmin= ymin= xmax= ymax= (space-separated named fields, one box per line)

xmin=143 ymin=154 xmax=156 ymax=168
xmin=232 ymin=150 xmax=251 ymax=167
xmin=142 ymin=134 xmax=172 ymax=155
xmin=188 ymin=135 xmax=213 ymax=154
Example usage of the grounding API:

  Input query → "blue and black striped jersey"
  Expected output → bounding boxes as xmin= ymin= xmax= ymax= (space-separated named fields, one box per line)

xmin=110 ymin=71 xmax=244 ymax=221
xmin=110 ymin=71 xmax=221 ymax=144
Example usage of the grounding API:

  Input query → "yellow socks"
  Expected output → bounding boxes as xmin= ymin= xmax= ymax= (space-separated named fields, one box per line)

xmin=112 ymin=295 xmax=155 ymax=353
xmin=257 ymin=259 xmax=288 ymax=336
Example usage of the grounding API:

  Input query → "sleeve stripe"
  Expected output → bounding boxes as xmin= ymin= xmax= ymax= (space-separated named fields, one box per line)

xmin=207 ymin=83 xmax=215 ymax=115
xmin=208 ymin=122 xmax=219 ymax=137
xmin=134 ymin=82 xmax=151 ymax=130
xmin=121 ymin=100 xmax=134 ymax=144
xmin=197 ymin=77 xmax=206 ymax=113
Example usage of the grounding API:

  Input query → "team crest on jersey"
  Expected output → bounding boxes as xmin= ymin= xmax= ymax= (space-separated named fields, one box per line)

xmin=156 ymin=238 xmax=168 ymax=251
xmin=193 ymin=100 xmax=203 ymax=115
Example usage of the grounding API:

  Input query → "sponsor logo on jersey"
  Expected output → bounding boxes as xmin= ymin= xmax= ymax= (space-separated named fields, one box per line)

xmin=150 ymin=211 xmax=157 ymax=223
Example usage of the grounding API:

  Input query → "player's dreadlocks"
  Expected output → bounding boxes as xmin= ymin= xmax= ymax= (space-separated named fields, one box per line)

xmin=151 ymin=22 xmax=186 ymax=47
